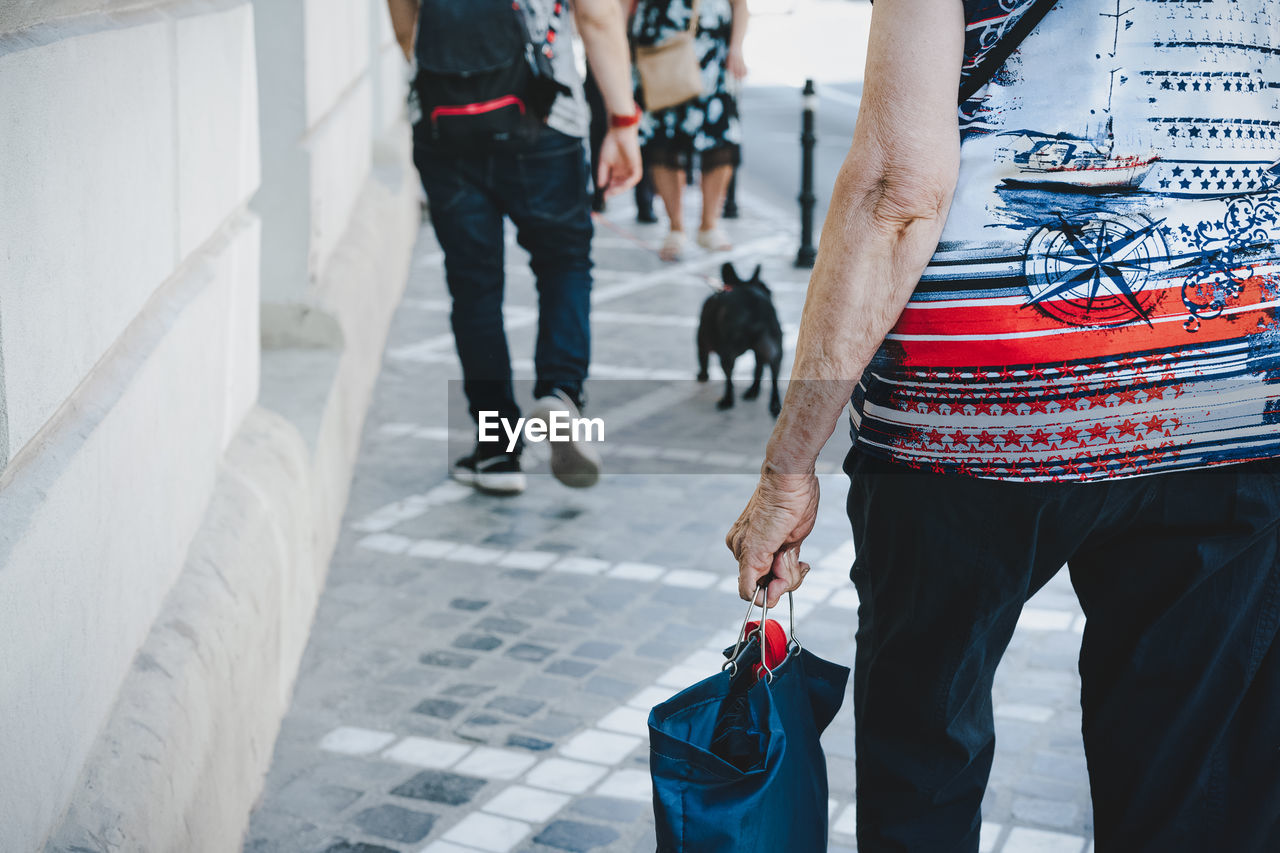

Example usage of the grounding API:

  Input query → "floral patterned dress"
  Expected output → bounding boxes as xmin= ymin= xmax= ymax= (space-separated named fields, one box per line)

xmin=631 ymin=0 xmax=741 ymax=170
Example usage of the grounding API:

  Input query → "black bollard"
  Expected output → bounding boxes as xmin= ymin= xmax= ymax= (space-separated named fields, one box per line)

xmin=795 ymin=78 xmax=818 ymax=268
xmin=724 ymin=76 xmax=741 ymax=219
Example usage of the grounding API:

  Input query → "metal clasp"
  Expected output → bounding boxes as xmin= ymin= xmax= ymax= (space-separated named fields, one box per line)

xmin=722 ymin=584 xmax=798 ymax=683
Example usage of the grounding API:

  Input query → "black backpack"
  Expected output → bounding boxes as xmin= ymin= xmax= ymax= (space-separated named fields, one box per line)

xmin=414 ymin=0 xmax=571 ymax=151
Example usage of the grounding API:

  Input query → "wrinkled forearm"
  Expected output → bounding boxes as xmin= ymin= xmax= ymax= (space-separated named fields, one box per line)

xmin=760 ymin=0 xmax=964 ymax=477
xmin=763 ymin=160 xmax=956 ymax=476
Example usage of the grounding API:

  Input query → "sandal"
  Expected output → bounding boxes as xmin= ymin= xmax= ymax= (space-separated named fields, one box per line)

xmin=696 ymin=226 xmax=732 ymax=252
xmin=660 ymin=230 xmax=686 ymax=262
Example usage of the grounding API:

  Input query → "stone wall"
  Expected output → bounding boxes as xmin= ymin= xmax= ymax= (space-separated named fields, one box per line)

xmin=0 ymin=0 xmax=417 ymax=848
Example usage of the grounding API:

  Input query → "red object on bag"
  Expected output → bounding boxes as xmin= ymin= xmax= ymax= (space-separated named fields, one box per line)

xmin=743 ymin=619 xmax=788 ymax=680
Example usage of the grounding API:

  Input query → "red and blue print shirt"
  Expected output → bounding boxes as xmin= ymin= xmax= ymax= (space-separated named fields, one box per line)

xmin=852 ymin=0 xmax=1280 ymax=481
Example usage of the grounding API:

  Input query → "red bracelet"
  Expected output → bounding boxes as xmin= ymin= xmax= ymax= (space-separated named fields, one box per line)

xmin=610 ymin=104 xmax=643 ymax=129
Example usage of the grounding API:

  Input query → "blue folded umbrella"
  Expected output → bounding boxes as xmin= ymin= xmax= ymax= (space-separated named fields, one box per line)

xmin=648 ymin=597 xmax=851 ymax=853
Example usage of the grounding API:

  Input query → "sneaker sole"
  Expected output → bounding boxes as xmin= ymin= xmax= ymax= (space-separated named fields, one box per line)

xmin=529 ymin=398 xmax=602 ymax=489
xmin=451 ymin=467 xmax=527 ymax=496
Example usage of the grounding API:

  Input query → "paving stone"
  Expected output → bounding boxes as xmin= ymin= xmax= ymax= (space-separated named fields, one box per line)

xmin=350 ymin=804 xmax=437 ymax=843
xmin=244 ymin=811 xmax=322 ymax=853
xmin=571 ymin=641 xmax=623 ymax=660
xmin=454 ymin=746 xmax=539 ymax=780
xmin=483 ymin=785 xmax=571 ymax=823
xmin=525 ymin=626 xmax=588 ymax=645
xmin=320 ymin=840 xmax=401 ymax=853
xmin=1012 ymin=796 xmax=1080 ymax=829
xmin=584 ymin=589 xmax=640 ymax=610
xmin=532 ymin=819 xmax=620 ymax=852
xmin=478 ymin=616 xmax=531 ymax=634
xmin=567 ymin=795 xmax=649 ymax=823
xmin=413 ymin=698 xmax=466 ymax=719
xmin=452 ymin=599 xmax=490 ymax=611
xmin=645 ymin=623 xmax=706 ymax=646
xmin=634 ymin=641 xmax=685 ymax=661
xmin=390 ymin=769 xmax=487 ymax=806
xmin=1002 ymin=827 xmax=1087 ymax=853
xmin=319 ymin=727 xmax=396 ymax=756
xmin=421 ymin=611 xmax=472 ymax=630
xmin=556 ymin=610 xmax=600 ymax=627
xmin=583 ymin=676 xmax=639 ymax=700
xmin=524 ymin=758 xmax=608 ymax=793
xmin=545 ymin=659 xmax=596 ymax=678
xmin=506 ymin=643 xmax=556 ymax=663
xmin=831 ymin=803 xmax=857 ymax=837
xmin=455 ymin=633 xmax=505 ymax=652
xmin=273 ymin=780 xmax=363 ymax=817
xmin=443 ymin=812 xmax=532 ymax=852
xmin=421 ymin=650 xmax=478 ymax=669
xmin=444 ymin=683 xmax=495 ymax=698
xmin=592 ymin=770 xmax=651 ymax=803
xmin=486 ymin=695 xmax=546 ymax=717
xmin=1013 ymin=774 xmax=1086 ymax=803
xmin=595 ymin=706 xmax=650 ymax=738
xmin=560 ymin=730 xmax=644 ymax=764
xmin=502 ymin=568 xmax=544 ymax=582
xmin=517 ymin=677 xmax=576 ymax=700
xmin=1031 ymin=751 xmax=1089 ymax=781
xmin=484 ymin=531 xmax=526 ymax=546
xmin=382 ymin=736 xmax=472 ymax=769
xmin=979 ymin=822 xmax=1004 ymax=852
xmin=507 ymin=734 xmax=555 ymax=751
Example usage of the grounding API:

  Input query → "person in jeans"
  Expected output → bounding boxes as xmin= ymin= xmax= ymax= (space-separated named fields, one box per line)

xmin=727 ymin=0 xmax=1280 ymax=850
xmin=405 ymin=0 xmax=641 ymax=495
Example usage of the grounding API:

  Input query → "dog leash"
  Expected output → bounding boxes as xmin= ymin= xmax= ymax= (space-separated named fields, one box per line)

xmin=592 ymin=212 xmax=728 ymax=292
xmin=593 ymin=211 xmax=663 ymax=258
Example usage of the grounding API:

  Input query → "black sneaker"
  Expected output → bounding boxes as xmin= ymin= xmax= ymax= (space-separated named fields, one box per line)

xmin=452 ymin=447 xmax=526 ymax=496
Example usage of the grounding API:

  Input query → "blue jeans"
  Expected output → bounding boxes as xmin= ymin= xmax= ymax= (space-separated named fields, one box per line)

xmin=845 ymin=450 xmax=1280 ymax=852
xmin=413 ymin=125 xmax=594 ymax=430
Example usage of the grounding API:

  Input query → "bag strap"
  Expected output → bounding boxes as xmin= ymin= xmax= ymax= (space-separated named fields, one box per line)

xmin=513 ymin=0 xmax=565 ymax=59
xmin=957 ymin=0 xmax=1056 ymax=104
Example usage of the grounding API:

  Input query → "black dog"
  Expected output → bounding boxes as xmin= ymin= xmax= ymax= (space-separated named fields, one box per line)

xmin=696 ymin=263 xmax=783 ymax=416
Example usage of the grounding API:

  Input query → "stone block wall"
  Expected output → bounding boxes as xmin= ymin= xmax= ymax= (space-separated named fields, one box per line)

xmin=0 ymin=0 xmax=417 ymax=848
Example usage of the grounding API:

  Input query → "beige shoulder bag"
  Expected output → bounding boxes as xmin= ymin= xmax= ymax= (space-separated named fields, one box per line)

xmin=634 ymin=0 xmax=704 ymax=112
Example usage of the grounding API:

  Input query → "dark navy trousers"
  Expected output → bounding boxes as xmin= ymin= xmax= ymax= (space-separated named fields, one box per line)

xmin=413 ymin=124 xmax=594 ymax=427
xmin=844 ymin=449 xmax=1280 ymax=852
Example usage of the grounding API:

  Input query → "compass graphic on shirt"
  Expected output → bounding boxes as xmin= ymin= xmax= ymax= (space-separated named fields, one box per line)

xmin=1022 ymin=213 xmax=1169 ymax=327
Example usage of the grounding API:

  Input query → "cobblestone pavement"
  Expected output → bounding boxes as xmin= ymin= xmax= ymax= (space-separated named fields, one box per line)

xmin=245 ymin=188 xmax=1096 ymax=853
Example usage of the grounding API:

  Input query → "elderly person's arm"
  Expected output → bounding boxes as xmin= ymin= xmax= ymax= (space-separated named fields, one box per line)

xmin=574 ymin=0 xmax=644 ymax=195
xmin=727 ymin=0 xmax=965 ymax=606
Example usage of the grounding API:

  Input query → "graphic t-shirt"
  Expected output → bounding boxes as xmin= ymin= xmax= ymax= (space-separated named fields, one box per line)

xmin=851 ymin=0 xmax=1280 ymax=481
xmin=525 ymin=0 xmax=589 ymax=138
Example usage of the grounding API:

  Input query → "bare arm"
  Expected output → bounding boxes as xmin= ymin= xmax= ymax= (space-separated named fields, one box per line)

xmin=573 ymin=0 xmax=643 ymax=194
xmin=386 ymin=0 xmax=418 ymax=62
xmin=727 ymin=0 xmax=748 ymax=78
xmin=727 ymin=0 xmax=966 ymax=605
xmin=574 ymin=0 xmax=637 ymax=115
